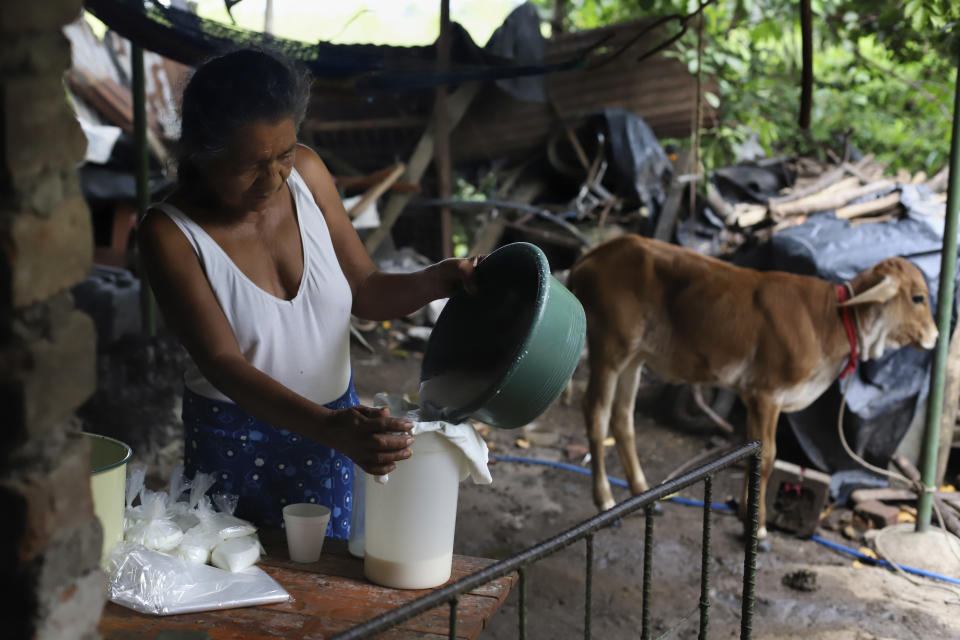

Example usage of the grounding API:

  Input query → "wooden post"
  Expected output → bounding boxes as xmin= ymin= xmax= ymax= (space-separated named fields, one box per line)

xmin=132 ymin=44 xmax=156 ymax=336
xmin=551 ymin=0 xmax=567 ymax=37
xmin=435 ymin=0 xmax=454 ymax=258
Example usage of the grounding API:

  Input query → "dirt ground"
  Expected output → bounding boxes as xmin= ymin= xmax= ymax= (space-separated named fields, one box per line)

xmin=352 ymin=336 xmax=960 ymax=640
xmin=88 ymin=329 xmax=960 ymax=639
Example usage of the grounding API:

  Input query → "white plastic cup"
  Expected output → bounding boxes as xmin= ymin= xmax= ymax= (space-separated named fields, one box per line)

xmin=282 ymin=503 xmax=331 ymax=563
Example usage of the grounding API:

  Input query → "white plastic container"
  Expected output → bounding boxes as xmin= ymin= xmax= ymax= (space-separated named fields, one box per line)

xmin=348 ymin=465 xmax=366 ymax=558
xmin=364 ymin=432 xmax=463 ymax=589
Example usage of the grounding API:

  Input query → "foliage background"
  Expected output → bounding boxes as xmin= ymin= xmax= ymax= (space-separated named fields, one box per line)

xmin=535 ymin=0 xmax=959 ymax=173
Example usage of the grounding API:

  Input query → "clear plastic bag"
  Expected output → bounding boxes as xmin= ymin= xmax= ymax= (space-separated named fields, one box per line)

xmin=210 ymin=492 xmax=257 ymax=540
xmin=124 ymin=489 xmax=184 ymax=552
xmin=211 ymin=536 xmax=261 ymax=572
xmin=106 ymin=542 xmax=291 ymax=615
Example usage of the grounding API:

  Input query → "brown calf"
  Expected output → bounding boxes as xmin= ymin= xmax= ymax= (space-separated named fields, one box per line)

xmin=567 ymin=235 xmax=938 ymax=539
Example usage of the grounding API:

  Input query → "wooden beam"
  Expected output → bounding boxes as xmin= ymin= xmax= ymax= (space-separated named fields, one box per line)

xmin=307 ymin=116 xmax=427 ymax=132
xmin=834 ymin=192 xmax=902 ymax=220
xmin=363 ymin=82 xmax=481 ymax=255
xmin=346 ymin=163 xmax=406 ymax=219
xmin=653 ymin=150 xmax=690 ymax=241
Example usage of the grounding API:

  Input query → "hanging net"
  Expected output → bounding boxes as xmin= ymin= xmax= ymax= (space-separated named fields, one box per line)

xmin=83 ymin=0 xmax=591 ymax=91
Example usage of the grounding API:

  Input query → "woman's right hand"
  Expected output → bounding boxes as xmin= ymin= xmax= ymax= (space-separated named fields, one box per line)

xmin=324 ymin=405 xmax=414 ymax=475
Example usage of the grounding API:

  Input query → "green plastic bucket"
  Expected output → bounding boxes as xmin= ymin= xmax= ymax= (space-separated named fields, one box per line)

xmin=420 ymin=242 xmax=586 ymax=429
xmin=84 ymin=432 xmax=132 ymax=563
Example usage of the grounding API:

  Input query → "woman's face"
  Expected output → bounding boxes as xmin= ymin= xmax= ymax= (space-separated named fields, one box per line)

xmin=201 ymin=117 xmax=298 ymax=212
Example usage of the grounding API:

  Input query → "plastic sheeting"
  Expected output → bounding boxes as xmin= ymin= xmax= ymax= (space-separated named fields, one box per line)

xmin=759 ymin=184 xmax=957 ymax=474
xmin=484 ymin=2 xmax=547 ymax=102
xmin=591 ymin=108 xmax=671 ymax=212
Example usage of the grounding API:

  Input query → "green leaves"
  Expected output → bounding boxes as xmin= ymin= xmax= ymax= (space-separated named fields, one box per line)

xmin=534 ymin=0 xmax=954 ymax=173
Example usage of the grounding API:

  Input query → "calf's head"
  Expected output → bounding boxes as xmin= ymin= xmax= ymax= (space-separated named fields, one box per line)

xmin=842 ymin=257 xmax=938 ymax=359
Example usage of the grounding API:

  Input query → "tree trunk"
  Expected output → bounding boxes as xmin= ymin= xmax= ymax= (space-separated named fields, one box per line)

xmin=799 ymin=0 xmax=813 ymax=130
xmin=552 ymin=0 xmax=567 ymax=36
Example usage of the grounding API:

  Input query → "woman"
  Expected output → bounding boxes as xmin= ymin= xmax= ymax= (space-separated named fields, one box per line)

xmin=140 ymin=49 xmax=478 ymax=536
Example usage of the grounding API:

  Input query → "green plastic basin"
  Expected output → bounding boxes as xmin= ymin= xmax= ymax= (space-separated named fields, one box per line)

xmin=420 ymin=242 xmax=586 ymax=429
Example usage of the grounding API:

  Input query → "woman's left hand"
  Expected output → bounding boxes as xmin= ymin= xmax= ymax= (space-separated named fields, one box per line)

xmin=428 ymin=255 xmax=484 ymax=299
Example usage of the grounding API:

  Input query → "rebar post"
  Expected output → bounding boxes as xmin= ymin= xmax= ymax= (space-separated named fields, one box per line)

xmin=641 ymin=503 xmax=655 ymax=640
xmin=585 ymin=533 xmax=594 ymax=640
xmin=740 ymin=450 xmax=761 ymax=639
xmin=698 ymin=476 xmax=713 ymax=640
xmin=448 ymin=597 xmax=458 ymax=640
xmin=519 ymin=565 xmax=528 ymax=640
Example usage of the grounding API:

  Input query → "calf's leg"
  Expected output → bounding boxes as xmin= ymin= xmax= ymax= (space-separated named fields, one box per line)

xmin=583 ymin=334 xmax=625 ymax=511
xmin=609 ymin=353 xmax=649 ymax=496
xmin=739 ymin=394 xmax=781 ymax=542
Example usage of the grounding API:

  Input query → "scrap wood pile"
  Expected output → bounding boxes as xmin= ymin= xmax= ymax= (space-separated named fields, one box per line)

xmin=726 ymin=154 xmax=950 ymax=236
xmin=820 ymin=455 xmax=960 ymax=544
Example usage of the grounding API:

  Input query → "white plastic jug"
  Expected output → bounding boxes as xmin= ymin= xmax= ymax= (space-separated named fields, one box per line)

xmin=364 ymin=431 xmax=464 ymax=589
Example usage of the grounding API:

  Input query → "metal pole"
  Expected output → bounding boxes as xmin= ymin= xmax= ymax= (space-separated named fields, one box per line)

xmin=132 ymin=44 xmax=156 ymax=336
xmin=918 ymin=60 xmax=960 ymax=531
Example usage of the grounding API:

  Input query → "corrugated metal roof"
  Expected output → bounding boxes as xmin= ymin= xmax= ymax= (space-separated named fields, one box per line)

xmin=306 ymin=17 xmax=716 ymax=172
xmin=452 ymin=18 xmax=717 ymax=164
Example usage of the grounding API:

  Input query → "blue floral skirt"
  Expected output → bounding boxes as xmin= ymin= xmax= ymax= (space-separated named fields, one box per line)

xmin=181 ymin=376 xmax=358 ymax=538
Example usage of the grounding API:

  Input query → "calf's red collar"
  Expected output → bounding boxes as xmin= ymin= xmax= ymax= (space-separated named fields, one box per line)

xmin=837 ymin=284 xmax=858 ymax=378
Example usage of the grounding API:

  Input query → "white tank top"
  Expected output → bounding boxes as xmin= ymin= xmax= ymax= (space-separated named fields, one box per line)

xmin=154 ymin=168 xmax=353 ymax=405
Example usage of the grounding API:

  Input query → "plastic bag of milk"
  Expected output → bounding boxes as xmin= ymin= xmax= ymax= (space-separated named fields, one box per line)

xmin=166 ymin=467 xmax=201 ymax=533
xmin=210 ymin=492 xmax=257 ymax=540
xmin=122 ymin=464 xmax=148 ymax=536
xmin=211 ymin=536 xmax=262 ymax=572
xmin=124 ymin=489 xmax=184 ymax=552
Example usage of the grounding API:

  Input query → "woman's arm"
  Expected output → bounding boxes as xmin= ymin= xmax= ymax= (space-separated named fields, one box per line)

xmin=294 ymin=145 xmax=477 ymax=320
xmin=138 ymin=210 xmax=413 ymax=474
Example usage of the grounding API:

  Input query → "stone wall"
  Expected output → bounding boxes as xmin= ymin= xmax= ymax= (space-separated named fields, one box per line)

xmin=1 ymin=2 xmax=104 ymax=639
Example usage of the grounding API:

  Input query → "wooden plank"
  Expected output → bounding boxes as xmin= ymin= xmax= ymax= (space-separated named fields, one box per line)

xmin=771 ymin=180 xmax=894 ymax=217
xmin=258 ymin=570 xmax=490 ymax=638
xmin=100 ymin=536 xmax=515 ymax=640
xmin=347 ymin=163 xmax=406 ymax=218
xmin=364 ymin=82 xmax=481 ymax=255
xmin=768 ymin=166 xmax=846 ymax=207
xmin=834 ymin=192 xmax=902 ymax=220
xmin=308 ymin=116 xmax=428 ymax=132
xmin=849 ymin=487 xmax=960 ymax=504
xmin=100 ymin=603 xmax=447 ymax=639
xmin=653 ymin=149 xmax=690 ymax=241
xmin=468 ymin=218 xmax=505 ymax=256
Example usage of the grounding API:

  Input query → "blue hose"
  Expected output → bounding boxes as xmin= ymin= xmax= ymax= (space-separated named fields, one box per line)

xmin=490 ymin=454 xmax=960 ymax=588
xmin=810 ymin=535 xmax=960 ymax=586
xmin=490 ymin=455 xmax=733 ymax=510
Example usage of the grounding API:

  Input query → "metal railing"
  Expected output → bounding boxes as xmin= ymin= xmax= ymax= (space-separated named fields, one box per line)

xmin=332 ymin=440 xmax=763 ymax=640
